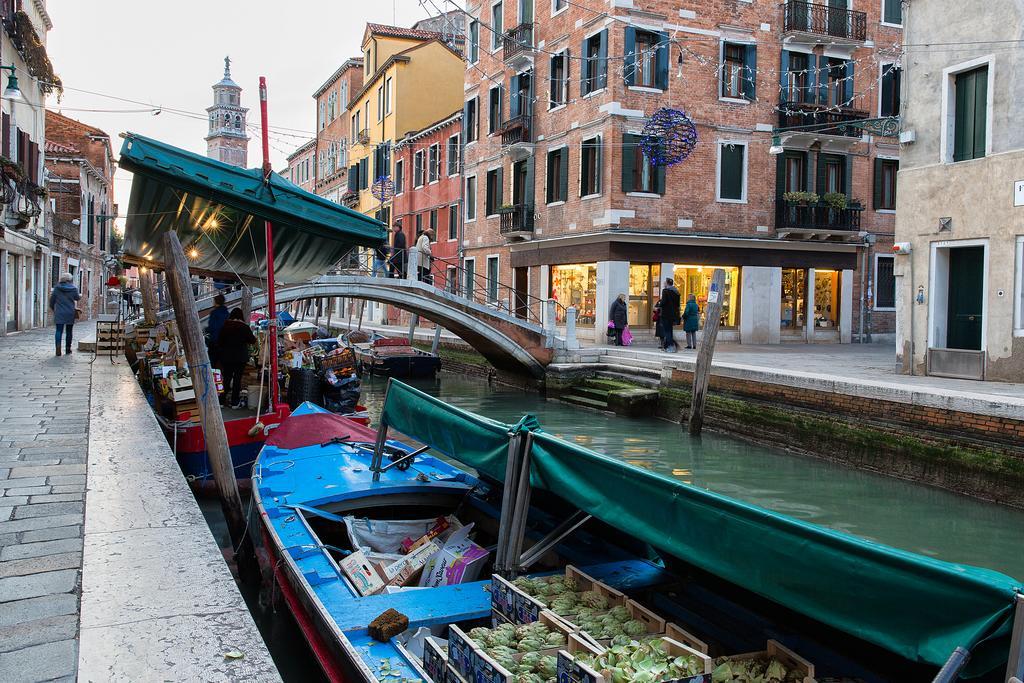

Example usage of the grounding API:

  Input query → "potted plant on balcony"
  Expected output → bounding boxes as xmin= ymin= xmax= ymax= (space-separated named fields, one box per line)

xmin=821 ymin=192 xmax=848 ymax=210
xmin=783 ymin=191 xmax=819 ymax=206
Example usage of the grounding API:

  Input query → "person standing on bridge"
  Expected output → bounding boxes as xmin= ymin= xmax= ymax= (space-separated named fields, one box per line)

xmin=49 ymin=273 xmax=80 ymax=357
xmin=389 ymin=225 xmax=407 ymax=278
xmin=416 ymin=227 xmax=434 ymax=285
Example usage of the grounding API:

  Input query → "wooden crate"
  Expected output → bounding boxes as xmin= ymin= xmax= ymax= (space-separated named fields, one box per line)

xmin=95 ymin=319 xmax=126 ymax=357
xmin=580 ymin=598 xmax=666 ymax=646
xmin=458 ymin=610 xmax=570 ymax=683
xmin=720 ymin=640 xmax=816 ymax=683
xmin=421 ymin=637 xmax=447 ymax=683
xmin=664 ymin=622 xmax=709 ymax=655
xmin=558 ymin=633 xmax=713 ymax=683
xmin=446 ymin=624 xmax=476 ymax=681
xmin=497 ymin=565 xmax=625 ymax=625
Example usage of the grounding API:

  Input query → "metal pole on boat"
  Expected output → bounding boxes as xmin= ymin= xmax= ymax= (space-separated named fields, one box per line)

xmin=162 ymin=231 xmax=247 ymax=548
xmin=259 ymin=76 xmax=280 ymax=412
xmin=371 ymin=379 xmax=392 ymax=482
xmin=688 ymin=268 xmax=726 ymax=436
xmin=494 ymin=432 xmax=524 ymax=574
xmin=931 ymin=646 xmax=971 ymax=683
xmin=1006 ymin=593 xmax=1024 ymax=682
xmin=505 ymin=433 xmax=534 ymax=579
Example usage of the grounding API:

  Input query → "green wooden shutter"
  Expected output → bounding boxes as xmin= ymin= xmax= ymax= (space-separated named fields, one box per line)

xmin=844 ymin=155 xmax=853 ymax=196
xmin=622 ymin=133 xmax=636 ymax=192
xmin=559 ymin=147 xmax=569 ymax=201
xmin=496 ymin=166 xmax=504 ymax=207
xmin=655 ymin=31 xmax=669 ymax=90
xmin=843 ymin=60 xmax=854 ymax=106
xmin=721 ymin=144 xmax=744 ymax=200
xmin=872 ymin=158 xmax=883 ymax=209
xmin=883 ymin=0 xmax=901 ymax=24
xmin=779 ymin=50 xmax=790 ymax=103
xmin=580 ymin=38 xmax=588 ymax=94
xmin=804 ymin=53 xmax=817 ymax=103
xmin=546 ymin=150 xmax=555 ymax=203
xmin=348 ymin=164 xmax=357 ymax=192
xmin=595 ymin=137 xmax=602 ymax=194
xmin=655 ymin=142 xmax=666 ymax=194
xmin=775 ymin=154 xmax=786 ymax=198
xmin=597 ymin=30 xmax=608 ymax=90
xmin=815 ymin=153 xmax=827 ymax=195
xmin=742 ymin=45 xmax=757 ymax=100
xmin=563 ymin=49 xmax=571 ymax=102
xmin=623 ymin=27 xmax=636 ymax=86
xmin=510 ymin=73 xmax=521 ymax=118
xmin=880 ymin=69 xmax=894 ymax=117
xmin=816 ymin=55 xmax=829 ymax=104
xmin=972 ymin=67 xmax=988 ymax=159
xmin=525 ymin=156 xmax=535 ymax=208
xmin=954 ymin=67 xmax=987 ymax=161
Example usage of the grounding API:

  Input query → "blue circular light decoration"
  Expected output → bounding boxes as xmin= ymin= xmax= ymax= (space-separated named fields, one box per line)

xmin=641 ymin=107 xmax=698 ymax=166
xmin=371 ymin=176 xmax=394 ymax=202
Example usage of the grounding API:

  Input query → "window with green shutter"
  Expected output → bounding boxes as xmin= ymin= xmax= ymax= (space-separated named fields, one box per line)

xmin=580 ymin=136 xmax=601 ymax=196
xmin=546 ymin=147 xmax=568 ymax=204
xmin=873 ymin=158 xmax=899 ymax=210
xmin=883 ymin=0 xmax=902 ymax=25
xmin=953 ymin=65 xmax=988 ymax=162
xmin=622 ymin=133 xmax=664 ymax=194
xmin=719 ymin=143 xmax=745 ymax=201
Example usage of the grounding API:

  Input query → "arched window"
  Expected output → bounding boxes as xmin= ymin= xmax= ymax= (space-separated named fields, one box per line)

xmin=224 ymin=112 xmax=231 ymax=128
xmin=234 ymin=115 xmax=241 ymax=129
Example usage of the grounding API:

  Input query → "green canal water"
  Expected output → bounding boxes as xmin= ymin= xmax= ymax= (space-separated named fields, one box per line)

xmin=359 ymin=375 xmax=1024 ymax=581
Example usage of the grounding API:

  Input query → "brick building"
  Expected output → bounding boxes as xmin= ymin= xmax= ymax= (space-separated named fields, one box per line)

xmin=460 ymin=0 xmax=902 ymax=345
xmin=313 ymin=58 xmax=363 ymax=205
xmin=44 ymin=110 xmax=116 ymax=319
xmin=284 ymin=139 xmax=315 ymax=192
xmin=392 ymin=110 xmax=463 ymax=291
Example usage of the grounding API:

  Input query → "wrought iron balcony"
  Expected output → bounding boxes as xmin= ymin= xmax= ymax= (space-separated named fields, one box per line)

xmin=504 ymin=23 xmax=534 ymax=61
xmin=498 ymin=204 xmax=534 ymax=236
xmin=341 ymin=191 xmax=359 ymax=208
xmin=775 ymin=199 xmax=863 ymax=234
xmin=356 ymin=129 xmax=370 ymax=145
xmin=781 ymin=1 xmax=867 ymax=42
xmin=499 ymin=114 xmax=532 ymax=147
xmin=778 ymin=103 xmax=870 ymax=138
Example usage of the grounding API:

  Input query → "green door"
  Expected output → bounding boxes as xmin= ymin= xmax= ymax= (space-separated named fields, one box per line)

xmin=946 ymin=246 xmax=984 ymax=350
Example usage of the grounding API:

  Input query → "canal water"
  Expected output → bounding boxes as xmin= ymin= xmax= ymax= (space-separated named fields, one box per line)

xmin=360 ymin=375 xmax=1024 ymax=581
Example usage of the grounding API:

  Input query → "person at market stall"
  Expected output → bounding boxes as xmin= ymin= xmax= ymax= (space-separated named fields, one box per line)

xmin=608 ymin=293 xmax=627 ymax=346
xmin=682 ymin=293 xmax=700 ymax=350
xmin=389 ymin=225 xmax=407 ymax=278
xmin=660 ymin=278 xmax=681 ymax=353
xmin=217 ymin=307 xmax=256 ymax=409
xmin=415 ymin=227 xmax=434 ymax=284
xmin=206 ymin=294 xmax=229 ymax=366
xmin=49 ymin=273 xmax=80 ymax=357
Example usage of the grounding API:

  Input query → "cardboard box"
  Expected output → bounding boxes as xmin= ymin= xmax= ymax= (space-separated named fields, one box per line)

xmin=401 ymin=516 xmax=452 ymax=554
xmin=422 ymin=637 xmax=447 ymax=683
xmin=338 ymin=549 xmax=385 ymax=596
xmin=382 ymin=540 xmax=440 ymax=587
xmin=419 ymin=524 xmax=488 ymax=587
xmin=446 ymin=624 xmax=476 ymax=680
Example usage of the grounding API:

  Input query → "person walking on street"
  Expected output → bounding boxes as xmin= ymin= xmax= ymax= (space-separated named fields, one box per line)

xmin=206 ymin=293 xmax=229 ymax=366
xmin=416 ymin=227 xmax=434 ymax=284
xmin=217 ymin=308 xmax=256 ymax=409
xmin=609 ymin=293 xmax=628 ymax=346
xmin=660 ymin=278 xmax=681 ymax=352
xmin=682 ymin=293 xmax=700 ymax=350
xmin=49 ymin=273 xmax=81 ymax=357
xmin=372 ymin=235 xmax=390 ymax=277
xmin=390 ymin=225 xmax=407 ymax=278
xmin=131 ymin=288 xmax=142 ymax=317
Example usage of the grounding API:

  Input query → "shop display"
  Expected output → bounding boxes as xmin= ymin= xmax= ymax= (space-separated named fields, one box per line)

xmin=550 ymin=264 xmax=597 ymax=327
xmin=673 ymin=266 xmax=740 ymax=329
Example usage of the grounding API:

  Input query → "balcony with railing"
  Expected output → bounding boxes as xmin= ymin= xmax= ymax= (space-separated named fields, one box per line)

xmin=775 ymin=199 xmax=863 ymax=238
xmin=341 ymin=191 xmax=359 ymax=209
xmin=781 ymin=1 xmax=867 ymax=43
xmin=498 ymin=204 xmax=534 ymax=238
xmin=499 ymin=114 xmax=532 ymax=148
xmin=778 ymin=103 xmax=870 ymax=138
xmin=504 ymin=23 xmax=534 ymax=63
xmin=356 ymin=129 xmax=370 ymax=145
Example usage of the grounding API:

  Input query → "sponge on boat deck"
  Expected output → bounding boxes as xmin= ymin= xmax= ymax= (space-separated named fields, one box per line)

xmin=368 ymin=608 xmax=409 ymax=642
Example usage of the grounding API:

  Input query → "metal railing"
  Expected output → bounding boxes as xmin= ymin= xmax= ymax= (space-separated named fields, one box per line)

xmin=356 ymin=129 xmax=370 ymax=145
xmin=775 ymin=199 xmax=863 ymax=232
xmin=504 ymin=23 xmax=534 ymax=60
xmin=781 ymin=1 xmax=866 ymax=41
xmin=498 ymin=204 xmax=534 ymax=235
xmin=500 ymin=114 xmax=532 ymax=146
xmin=778 ymin=104 xmax=869 ymax=137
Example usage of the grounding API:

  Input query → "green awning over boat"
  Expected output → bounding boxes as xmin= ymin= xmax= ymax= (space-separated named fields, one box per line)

xmin=381 ymin=380 xmax=1021 ymax=677
xmin=118 ymin=133 xmax=385 ymax=283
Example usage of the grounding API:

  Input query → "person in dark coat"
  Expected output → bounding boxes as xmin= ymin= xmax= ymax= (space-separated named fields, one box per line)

xmin=660 ymin=279 xmax=681 ymax=352
xmin=682 ymin=293 xmax=701 ymax=349
xmin=49 ymin=273 xmax=80 ymax=357
xmin=609 ymin=293 xmax=628 ymax=346
xmin=206 ymin=294 xmax=229 ymax=366
xmin=217 ymin=308 xmax=256 ymax=408
xmin=389 ymin=226 xmax=407 ymax=278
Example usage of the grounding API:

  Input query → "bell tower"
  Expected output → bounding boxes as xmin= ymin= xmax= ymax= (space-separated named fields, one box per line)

xmin=205 ymin=56 xmax=249 ymax=167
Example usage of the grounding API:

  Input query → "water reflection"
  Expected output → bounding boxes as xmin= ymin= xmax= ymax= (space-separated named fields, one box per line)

xmin=361 ymin=375 xmax=1024 ymax=580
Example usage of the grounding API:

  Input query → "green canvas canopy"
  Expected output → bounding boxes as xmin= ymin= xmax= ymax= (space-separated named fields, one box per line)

xmin=118 ymin=133 xmax=385 ymax=283
xmin=380 ymin=380 xmax=1021 ymax=677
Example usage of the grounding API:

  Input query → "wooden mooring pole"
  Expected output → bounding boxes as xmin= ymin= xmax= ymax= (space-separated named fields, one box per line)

xmin=688 ymin=268 xmax=726 ymax=436
xmin=138 ymin=267 xmax=158 ymax=325
xmin=162 ymin=231 xmax=247 ymax=549
xmin=240 ymin=286 xmax=253 ymax=322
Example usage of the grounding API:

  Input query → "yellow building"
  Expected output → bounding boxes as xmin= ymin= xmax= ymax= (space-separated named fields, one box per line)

xmin=346 ymin=23 xmax=466 ymax=221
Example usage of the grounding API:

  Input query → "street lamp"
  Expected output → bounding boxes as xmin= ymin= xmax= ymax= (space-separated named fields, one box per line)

xmin=1 ymin=65 xmax=23 ymax=102
xmin=768 ymin=134 xmax=784 ymax=156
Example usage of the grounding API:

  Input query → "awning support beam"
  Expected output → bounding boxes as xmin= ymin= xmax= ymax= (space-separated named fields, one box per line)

xmin=518 ymin=511 xmax=592 ymax=572
xmin=931 ymin=646 xmax=970 ymax=683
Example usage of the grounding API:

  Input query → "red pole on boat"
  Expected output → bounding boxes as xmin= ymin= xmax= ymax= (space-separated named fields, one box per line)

xmin=259 ymin=76 xmax=280 ymax=410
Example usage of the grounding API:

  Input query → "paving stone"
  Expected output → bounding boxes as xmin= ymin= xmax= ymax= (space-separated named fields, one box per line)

xmin=0 ymin=568 xmax=78 ymax=603
xmin=48 ymin=485 xmax=84 ymax=495
xmin=0 ymin=536 xmax=82 ymax=560
xmin=0 ymin=593 xmax=78 ymax=627
xmin=7 ymin=464 xmax=85 ymax=479
xmin=0 ymin=552 xmax=81 ymax=578
xmin=19 ymin=526 xmax=80 ymax=543
xmin=27 ymin=493 xmax=83 ymax=504
xmin=12 ymin=502 xmax=84 ymax=520
xmin=0 ymin=497 xmax=26 ymax=506
xmin=46 ymin=475 xmax=86 ymax=486
xmin=0 ymin=478 xmax=46 ymax=491
xmin=0 ymin=638 xmax=77 ymax=682
xmin=3 ymin=487 xmax=49 ymax=497
xmin=0 ymin=614 xmax=78 ymax=653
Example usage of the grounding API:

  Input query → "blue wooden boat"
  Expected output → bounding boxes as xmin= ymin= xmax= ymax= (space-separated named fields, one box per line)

xmin=253 ymin=381 xmax=1023 ymax=683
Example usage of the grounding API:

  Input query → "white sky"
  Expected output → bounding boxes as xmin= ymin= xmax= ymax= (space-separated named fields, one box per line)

xmin=46 ymin=0 xmax=436 ymax=229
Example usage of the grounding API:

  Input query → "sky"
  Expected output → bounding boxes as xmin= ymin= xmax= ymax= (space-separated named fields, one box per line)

xmin=46 ymin=0 xmax=438 ymax=230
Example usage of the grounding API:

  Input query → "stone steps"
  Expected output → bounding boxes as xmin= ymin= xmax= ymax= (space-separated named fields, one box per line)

xmin=595 ymin=370 xmax=662 ymax=388
xmin=598 ymin=354 xmax=666 ymax=371
xmin=558 ymin=394 xmax=611 ymax=411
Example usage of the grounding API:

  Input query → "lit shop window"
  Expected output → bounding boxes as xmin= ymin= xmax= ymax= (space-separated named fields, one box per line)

xmin=549 ymin=264 xmax=597 ymax=327
xmin=673 ymin=265 xmax=741 ymax=328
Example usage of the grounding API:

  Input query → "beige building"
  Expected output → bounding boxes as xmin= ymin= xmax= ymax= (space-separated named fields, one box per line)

xmin=895 ymin=0 xmax=1024 ymax=381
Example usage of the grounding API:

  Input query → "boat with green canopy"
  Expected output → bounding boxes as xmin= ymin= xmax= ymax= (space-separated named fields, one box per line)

xmin=255 ymin=380 xmax=1024 ymax=683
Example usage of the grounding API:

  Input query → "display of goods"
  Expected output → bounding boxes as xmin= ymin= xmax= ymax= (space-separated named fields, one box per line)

xmin=708 ymin=641 xmax=814 ymax=683
xmin=572 ymin=637 xmax=710 ymax=683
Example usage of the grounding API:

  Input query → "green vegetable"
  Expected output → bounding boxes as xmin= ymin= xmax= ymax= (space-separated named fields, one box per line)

xmin=580 ymin=591 xmax=609 ymax=610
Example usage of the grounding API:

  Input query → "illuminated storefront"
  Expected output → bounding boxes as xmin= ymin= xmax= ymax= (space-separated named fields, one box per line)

xmin=812 ymin=269 xmax=841 ymax=330
xmin=672 ymin=265 xmax=741 ymax=328
xmin=549 ymin=263 xmax=597 ymax=327
xmin=781 ymin=268 xmax=808 ymax=333
xmin=628 ymin=263 xmax=660 ymax=328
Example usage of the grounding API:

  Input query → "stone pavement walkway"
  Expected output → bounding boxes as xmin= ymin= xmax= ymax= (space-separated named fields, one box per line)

xmin=0 ymin=326 xmax=91 ymax=682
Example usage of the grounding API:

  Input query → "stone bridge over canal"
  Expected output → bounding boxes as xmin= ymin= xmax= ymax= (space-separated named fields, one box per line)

xmin=163 ymin=274 xmax=568 ymax=378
